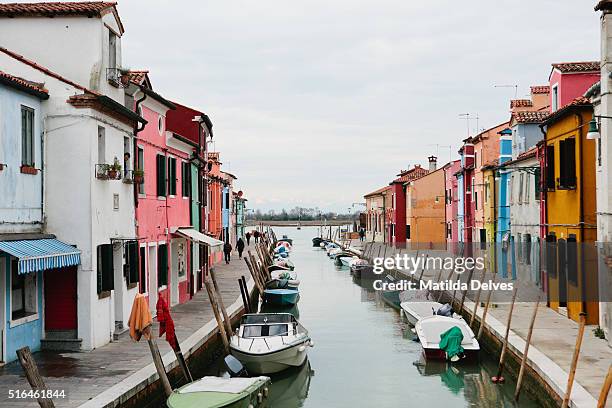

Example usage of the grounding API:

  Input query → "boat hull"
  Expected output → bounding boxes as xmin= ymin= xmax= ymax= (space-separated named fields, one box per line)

xmin=167 ymin=376 xmax=271 ymax=408
xmin=230 ymin=340 xmax=310 ymax=374
xmin=422 ymin=347 xmax=479 ymax=362
xmin=263 ymin=289 xmax=300 ymax=306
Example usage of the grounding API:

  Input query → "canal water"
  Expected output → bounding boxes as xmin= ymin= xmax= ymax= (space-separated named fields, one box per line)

xmin=214 ymin=226 xmax=543 ymax=407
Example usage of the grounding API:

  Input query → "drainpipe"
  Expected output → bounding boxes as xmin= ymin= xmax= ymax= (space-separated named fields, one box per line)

xmin=574 ymin=112 xmax=587 ymax=315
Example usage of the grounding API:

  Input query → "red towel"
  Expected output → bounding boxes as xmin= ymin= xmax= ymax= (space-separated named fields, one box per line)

xmin=156 ymin=296 xmax=178 ymax=351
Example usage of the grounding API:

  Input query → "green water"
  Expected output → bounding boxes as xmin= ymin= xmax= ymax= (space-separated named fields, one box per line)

xmin=257 ymin=226 xmax=544 ymax=408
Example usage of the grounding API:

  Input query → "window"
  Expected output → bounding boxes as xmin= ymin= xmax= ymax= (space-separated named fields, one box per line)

xmin=480 ymin=229 xmax=486 ymax=250
xmin=545 ymin=233 xmax=557 ymax=278
xmin=474 ymin=190 xmax=478 ymax=210
xmin=552 ymin=85 xmax=559 ymax=112
xmin=139 ymin=246 xmax=147 ymax=294
xmin=157 ymin=243 xmax=168 ymax=287
xmin=518 ymin=173 xmax=524 ymax=203
xmin=11 ymin=260 xmax=37 ymax=321
xmin=559 ymin=138 xmax=576 ymax=189
xmin=474 ymin=151 xmax=478 ymax=167
xmin=158 ymin=116 xmax=164 ymax=135
xmin=124 ymin=241 xmax=139 ymax=287
xmin=168 ymin=157 xmax=177 ymax=196
xmin=524 ymin=174 xmax=530 ymax=203
xmin=406 ymin=225 xmax=411 ymax=239
xmin=137 ymin=146 xmax=144 ymax=194
xmin=225 ymin=191 xmax=230 ymax=209
xmin=509 ymin=175 xmax=514 ymax=204
xmin=109 ymin=31 xmax=117 ymax=69
xmin=182 ymin=162 xmax=191 ymax=198
xmin=156 ymin=155 xmax=166 ymax=197
xmin=524 ymin=234 xmax=532 ymax=265
xmin=546 ymin=145 xmax=555 ymax=190
xmin=534 ymin=168 xmax=541 ymax=197
xmin=567 ymin=235 xmax=578 ymax=285
xmin=21 ymin=106 xmax=35 ymax=167
xmin=484 ymin=181 xmax=489 ymax=204
xmin=517 ymin=233 xmax=523 ymax=262
xmin=471 ymin=179 xmax=475 ymax=202
xmin=446 ymin=223 xmax=452 ymax=239
xmin=97 ymin=244 xmax=114 ymax=295
xmin=98 ymin=126 xmax=106 ymax=165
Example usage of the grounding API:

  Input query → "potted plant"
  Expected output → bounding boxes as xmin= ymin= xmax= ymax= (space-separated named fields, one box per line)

xmin=107 ymin=157 xmax=122 ymax=179
xmin=133 ymin=169 xmax=144 ymax=184
xmin=119 ymin=67 xmax=131 ymax=87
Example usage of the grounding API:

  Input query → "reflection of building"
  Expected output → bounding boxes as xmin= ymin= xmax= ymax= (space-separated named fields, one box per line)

xmin=542 ymin=98 xmax=599 ymax=324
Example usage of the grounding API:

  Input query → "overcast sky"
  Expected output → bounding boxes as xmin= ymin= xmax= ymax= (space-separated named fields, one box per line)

xmin=113 ymin=1 xmax=600 ymax=212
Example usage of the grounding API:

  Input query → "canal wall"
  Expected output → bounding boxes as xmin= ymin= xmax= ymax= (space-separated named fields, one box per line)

xmin=78 ymin=279 xmax=257 ymax=408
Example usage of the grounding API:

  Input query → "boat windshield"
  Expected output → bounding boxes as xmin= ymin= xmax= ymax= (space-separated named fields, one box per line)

xmin=242 ymin=314 xmax=294 ymax=324
xmin=243 ymin=323 xmax=290 ymax=338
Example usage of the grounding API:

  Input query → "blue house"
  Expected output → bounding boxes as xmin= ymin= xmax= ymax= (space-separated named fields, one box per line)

xmin=496 ymin=128 xmax=513 ymax=277
xmin=0 ymin=71 xmax=80 ymax=363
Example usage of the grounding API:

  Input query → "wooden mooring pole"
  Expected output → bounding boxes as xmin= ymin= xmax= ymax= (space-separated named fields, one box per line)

xmin=470 ymin=269 xmax=487 ymax=328
xmin=143 ymin=327 xmax=173 ymax=398
xmin=209 ymin=267 xmax=233 ymax=340
xmin=204 ymin=278 xmax=230 ymax=354
xmin=492 ymin=285 xmax=518 ymax=383
xmin=514 ymin=297 xmax=540 ymax=401
xmin=597 ymin=364 xmax=612 ymax=408
xmin=561 ymin=312 xmax=587 ymax=408
xmin=238 ymin=276 xmax=251 ymax=313
xmin=16 ymin=346 xmax=55 ymax=408
xmin=477 ymin=272 xmax=496 ymax=340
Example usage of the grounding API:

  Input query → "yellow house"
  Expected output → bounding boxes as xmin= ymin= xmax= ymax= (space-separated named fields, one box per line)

xmin=542 ymin=97 xmax=599 ymax=324
xmin=482 ymin=164 xmax=497 ymax=273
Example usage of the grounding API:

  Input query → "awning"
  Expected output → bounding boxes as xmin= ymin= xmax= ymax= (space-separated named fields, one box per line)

xmin=0 ymin=238 xmax=81 ymax=274
xmin=173 ymin=228 xmax=224 ymax=253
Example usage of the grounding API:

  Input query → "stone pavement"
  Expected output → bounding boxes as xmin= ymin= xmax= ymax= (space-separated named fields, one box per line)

xmin=0 ymin=247 xmax=251 ymax=408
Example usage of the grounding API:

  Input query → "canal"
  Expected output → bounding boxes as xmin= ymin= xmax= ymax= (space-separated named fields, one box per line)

xmin=212 ymin=226 xmax=543 ymax=407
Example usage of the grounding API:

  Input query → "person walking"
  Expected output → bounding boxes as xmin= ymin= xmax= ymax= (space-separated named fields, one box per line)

xmin=245 ymin=231 xmax=252 ymax=246
xmin=237 ymin=237 xmax=245 ymax=258
xmin=359 ymin=227 xmax=365 ymax=242
xmin=254 ymin=230 xmax=260 ymax=243
xmin=223 ymin=241 xmax=232 ymax=264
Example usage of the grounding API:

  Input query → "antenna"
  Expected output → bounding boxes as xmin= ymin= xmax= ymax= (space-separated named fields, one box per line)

xmin=493 ymin=84 xmax=519 ymax=98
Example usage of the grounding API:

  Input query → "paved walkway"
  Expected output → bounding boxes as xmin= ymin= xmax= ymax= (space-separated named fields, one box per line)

xmin=0 ymin=248 xmax=251 ymax=408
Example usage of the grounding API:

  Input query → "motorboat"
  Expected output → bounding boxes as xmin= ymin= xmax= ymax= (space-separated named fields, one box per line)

xmin=263 ymin=287 xmax=300 ymax=306
xmin=350 ymin=260 xmax=375 ymax=279
xmin=415 ymin=315 xmax=479 ymax=362
xmin=400 ymin=301 xmax=463 ymax=326
xmin=272 ymin=258 xmax=294 ymax=271
xmin=269 ymin=270 xmax=300 ymax=288
xmin=335 ymin=254 xmax=358 ymax=267
xmin=312 ymin=237 xmax=323 ymax=247
xmin=277 ymin=235 xmax=293 ymax=245
xmin=380 ymin=274 xmax=402 ymax=310
xmin=230 ymin=313 xmax=313 ymax=374
xmin=166 ymin=375 xmax=271 ymax=408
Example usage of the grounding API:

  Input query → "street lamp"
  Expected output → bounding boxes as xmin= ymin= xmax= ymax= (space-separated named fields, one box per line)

xmin=587 ymin=118 xmax=600 ymax=139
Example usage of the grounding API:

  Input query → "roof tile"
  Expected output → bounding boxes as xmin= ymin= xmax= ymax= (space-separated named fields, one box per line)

xmin=551 ymin=61 xmax=599 ymax=73
xmin=530 ymin=85 xmax=550 ymax=94
xmin=510 ymin=99 xmax=533 ymax=108
xmin=0 ymin=2 xmax=116 ymax=16
xmin=0 ymin=70 xmax=48 ymax=95
xmin=512 ymin=110 xmax=549 ymax=124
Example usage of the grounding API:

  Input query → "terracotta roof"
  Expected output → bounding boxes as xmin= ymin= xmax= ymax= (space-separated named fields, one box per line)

xmin=530 ymin=85 xmax=550 ymax=94
xmin=541 ymin=97 xmax=592 ymax=126
xmin=551 ymin=61 xmax=599 ymax=73
xmin=128 ymin=70 xmax=148 ymax=85
xmin=0 ymin=2 xmax=124 ymax=34
xmin=512 ymin=110 xmax=549 ymax=124
xmin=364 ymin=185 xmax=391 ymax=198
xmin=510 ymin=99 xmax=533 ymax=108
xmin=595 ymin=0 xmax=612 ymax=11
xmin=0 ymin=70 xmax=49 ymax=98
xmin=392 ymin=165 xmax=429 ymax=184
xmin=0 ymin=2 xmax=115 ymax=15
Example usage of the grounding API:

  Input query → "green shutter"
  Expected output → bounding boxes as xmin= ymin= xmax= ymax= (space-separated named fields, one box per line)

xmin=97 ymin=244 xmax=114 ymax=292
xmin=157 ymin=155 xmax=166 ymax=196
xmin=127 ymin=241 xmax=139 ymax=284
xmin=158 ymin=244 xmax=168 ymax=287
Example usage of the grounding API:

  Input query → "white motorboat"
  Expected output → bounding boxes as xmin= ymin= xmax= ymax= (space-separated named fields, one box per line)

xmin=230 ymin=313 xmax=313 ymax=374
xmin=400 ymin=301 xmax=463 ymax=326
xmin=415 ymin=315 xmax=479 ymax=362
xmin=270 ymin=270 xmax=300 ymax=288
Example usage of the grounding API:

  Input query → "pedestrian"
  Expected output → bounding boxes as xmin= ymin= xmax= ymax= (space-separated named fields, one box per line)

xmin=237 ymin=237 xmax=245 ymax=258
xmin=223 ymin=241 xmax=232 ymax=264
xmin=359 ymin=227 xmax=365 ymax=242
xmin=254 ymin=230 xmax=260 ymax=243
xmin=245 ymin=231 xmax=251 ymax=246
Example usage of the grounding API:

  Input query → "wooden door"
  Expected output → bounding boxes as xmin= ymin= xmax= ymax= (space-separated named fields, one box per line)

xmin=44 ymin=266 xmax=77 ymax=330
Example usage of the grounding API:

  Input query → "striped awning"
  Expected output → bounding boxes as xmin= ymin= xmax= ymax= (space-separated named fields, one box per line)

xmin=0 ymin=238 xmax=81 ymax=274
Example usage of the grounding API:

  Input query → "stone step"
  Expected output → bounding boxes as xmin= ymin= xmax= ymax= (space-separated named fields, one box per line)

xmin=41 ymin=338 xmax=82 ymax=352
xmin=113 ymin=325 xmax=129 ymax=341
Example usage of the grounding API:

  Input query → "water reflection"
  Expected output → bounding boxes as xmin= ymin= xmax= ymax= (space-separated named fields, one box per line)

xmin=268 ymin=360 xmax=313 ymax=407
xmin=260 ymin=303 xmax=300 ymax=319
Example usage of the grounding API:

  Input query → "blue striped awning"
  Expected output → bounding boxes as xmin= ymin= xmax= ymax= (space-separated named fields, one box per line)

xmin=0 ymin=239 xmax=81 ymax=274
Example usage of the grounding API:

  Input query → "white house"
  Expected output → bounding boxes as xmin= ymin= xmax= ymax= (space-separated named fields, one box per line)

xmin=0 ymin=2 xmax=145 ymax=350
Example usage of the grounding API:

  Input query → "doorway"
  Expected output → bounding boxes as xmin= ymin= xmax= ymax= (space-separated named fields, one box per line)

xmin=44 ymin=266 xmax=78 ymax=335
xmin=148 ymin=245 xmax=157 ymax=316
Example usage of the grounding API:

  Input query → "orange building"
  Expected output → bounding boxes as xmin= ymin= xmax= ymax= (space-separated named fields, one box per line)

xmin=407 ymin=159 xmax=446 ymax=245
xmin=542 ymin=97 xmax=599 ymax=324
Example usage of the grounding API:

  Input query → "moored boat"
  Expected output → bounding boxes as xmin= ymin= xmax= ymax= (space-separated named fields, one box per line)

xmin=380 ymin=274 xmax=402 ymax=309
xmin=415 ymin=315 xmax=479 ymax=362
xmin=312 ymin=237 xmax=323 ymax=247
xmin=263 ymin=288 xmax=300 ymax=306
xmin=166 ymin=375 xmax=271 ymax=408
xmin=230 ymin=313 xmax=313 ymax=374
xmin=400 ymin=301 xmax=463 ymax=326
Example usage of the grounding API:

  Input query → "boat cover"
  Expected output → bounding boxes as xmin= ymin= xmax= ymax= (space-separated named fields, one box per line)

xmin=439 ymin=326 xmax=464 ymax=359
xmin=179 ymin=376 xmax=268 ymax=394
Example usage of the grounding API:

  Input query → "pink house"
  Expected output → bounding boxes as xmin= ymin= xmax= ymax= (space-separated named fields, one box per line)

xmin=444 ymin=160 xmax=461 ymax=249
xmin=549 ymin=62 xmax=599 ymax=111
xmin=129 ymin=71 xmax=195 ymax=311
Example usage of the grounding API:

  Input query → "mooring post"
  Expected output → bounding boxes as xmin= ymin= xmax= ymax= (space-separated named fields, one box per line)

xmin=470 ymin=269 xmax=487 ymax=327
xmin=477 ymin=272 xmax=496 ymax=340
xmin=204 ymin=278 xmax=230 ymax=354
xmin=493 ymin=285 xmax=519 ymax=382
xmin=514 ymin=296 xmax=540 ymax=401
xmin=144 ymin=327 xmax=173 ymax=398
xmin=238 ymin=277 xmax=251 ymax=313
xmin=562 ymin=312 xmax=587 ymax=408
xmin=597 ymin=364 xmax=612 ymax=408
xmin=210 ymin=267 xmax=233 ymax=340
xmin=244 ymin=257 xmax=263 ymax=295
xmin=16 ymin=346 xmax=55 ymax=408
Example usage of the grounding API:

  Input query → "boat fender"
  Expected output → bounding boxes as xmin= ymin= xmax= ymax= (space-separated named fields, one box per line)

xmin=263 ymin=387 xmax=269 ymax=397
xmin=309 ymin=340 xmax=315 ymax=347
xmin=257 ymin=392 xmax=263 ymax=403
xmin=298 ymin=345 xmax=306 ymax=352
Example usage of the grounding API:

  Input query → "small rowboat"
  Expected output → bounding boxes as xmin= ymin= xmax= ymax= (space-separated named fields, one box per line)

xmin=166 ymin=376 xmax=271 ymax=408
xmin=263 ymin=288 xmax=300 ymax=306
xmin=415 ymin=315 xmax=479 ymax=362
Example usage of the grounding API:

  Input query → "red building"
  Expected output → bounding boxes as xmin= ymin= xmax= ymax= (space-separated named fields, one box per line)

xmin=389 ymin=164 xmax=429 ymax=245
xmin=444 ymin=160 xmax=461 ymax=247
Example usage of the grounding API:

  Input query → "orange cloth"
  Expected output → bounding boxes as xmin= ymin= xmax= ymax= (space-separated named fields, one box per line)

xmin=128 ymin=293 xmax=152 ymax=341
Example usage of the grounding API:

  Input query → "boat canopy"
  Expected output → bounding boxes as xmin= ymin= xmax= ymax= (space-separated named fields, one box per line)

xmin=242 ymin=313 xmax=295 ymax=324
xmin=243 ymin=324 xmax=290 ymax=338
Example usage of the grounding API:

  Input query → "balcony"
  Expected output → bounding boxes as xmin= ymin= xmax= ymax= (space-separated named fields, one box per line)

xmin=122 ymin=170 xmax=144 ymax=184
xmin=106 ymin=68 xmax=129 ymax=88
xmin=95 ymin=164 xmax=122 ymax=181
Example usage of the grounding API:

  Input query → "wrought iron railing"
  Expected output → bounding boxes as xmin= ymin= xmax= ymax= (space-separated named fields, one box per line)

xmin=122 ymin=170 xmax=144 ymax=184
xmin=95 ymin=164 xmax=122 ymax=180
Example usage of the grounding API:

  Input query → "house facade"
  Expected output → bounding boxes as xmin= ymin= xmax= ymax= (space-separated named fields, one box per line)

xmin=364 ymin=186 xmax=389 ymax=242
xmin=444 ymin=160 xmax=461 ymax=250
xmin=408 ymin=158 xmax=445 ymax=245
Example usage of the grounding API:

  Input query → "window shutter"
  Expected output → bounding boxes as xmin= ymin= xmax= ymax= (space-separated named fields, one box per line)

xmin=157 ymin=155 xmax=166 ymax=196
xmin=566 ymin=138 xmax=576 ymax=188
xmin=158 ymin=244 xmax=168 ymax=287
xmin=534 ymin=168 xmax=541 ymax=197
xmin=546 ymin=145 xmax=555 ymax=190
xmin=97 ymin=244 xmax=114 ymax=292
xmin=126 ymin=241 xmax=139 ymax=284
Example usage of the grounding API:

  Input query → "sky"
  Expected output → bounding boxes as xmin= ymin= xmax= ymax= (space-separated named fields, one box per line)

xmin=109 ymin=0 xmax=601 ymax=212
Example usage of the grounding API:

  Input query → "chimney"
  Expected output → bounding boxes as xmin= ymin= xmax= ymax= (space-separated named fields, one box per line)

xmin=428 ymin=155 xmax=437 ymax=171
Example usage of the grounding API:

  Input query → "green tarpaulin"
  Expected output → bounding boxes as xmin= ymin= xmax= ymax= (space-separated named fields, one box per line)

xmin=439 ymin=326 xmax=464 ymax=360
